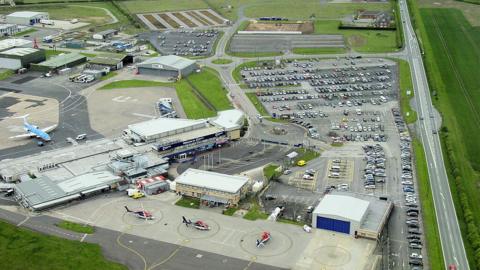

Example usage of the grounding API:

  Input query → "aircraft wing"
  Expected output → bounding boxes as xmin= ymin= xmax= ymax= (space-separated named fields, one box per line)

xmin=9 ymin=133 xmax=35 ymax=139
xmin=41 ymin=124 xmax=57 ymax=133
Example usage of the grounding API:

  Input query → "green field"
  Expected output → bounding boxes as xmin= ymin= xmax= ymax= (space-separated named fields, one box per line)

xmin=412 ymin=5 xmax=480 ymax=268
xmin=100 ymin=69 xmax=230 ymax=119
xmin=212 ymin=58 xmax=233 ymax=64
xmin=56 ymin=221 xmax=94 ymax=234
xmin=413 ymin=139 xmax=444 ymax=270
xmin=228 ymin=51 xmax=283 ymax=58
xmin=186 ymin=68 xmax=233 ymax=111
xmin=243 ymin=1 xmax=391 ymax=20
xmin=223 ymin=207 xmax=238 ymax=216
xmin=314 ymin=20 xmax=398 ymax=52
xmin=0 ymin=221 xmax=126 ymax=270
xmin=395 ymin=59 xmax=417 ymax=124
xmin=175 ymin=196 xmax=200 ymax=209
xmin=119 ymin=0 xmax=208 ymax=14
xmin=292 ymin=47 xmax=347 ymax=55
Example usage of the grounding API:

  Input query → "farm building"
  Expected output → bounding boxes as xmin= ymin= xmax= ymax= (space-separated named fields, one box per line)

xmin=0 ymin=38 xmax=32 ymax=52
xmin=0 ymin=48 xmax=45 ymax=69
xmin=6 ymin=11 xmax=49 ymax=25
xmin=312 ymin=192 xmax=393 ymax=240
xmin=31 ymin=52 xmax=87 ymax=72
xmin=0 ymin=24 xmax=19 ymax=36
xmin=88 ymin=53 xmax=127 ymax=70
xmin=175 ymin=168 xmax=250 ymax=206
xmin=137 ymin=55 xmax=197 ymax=78
xmin=92 ymin=29 xmax=119 ymax=40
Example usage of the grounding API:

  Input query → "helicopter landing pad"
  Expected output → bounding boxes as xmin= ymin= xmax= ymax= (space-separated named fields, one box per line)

xmin=239 ymin=229 xmax=293 ymax=257
xmin=177 ymin=216 xmax=220 ymax=239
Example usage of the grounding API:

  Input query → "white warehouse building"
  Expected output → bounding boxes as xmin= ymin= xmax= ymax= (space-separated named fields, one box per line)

xmin=6 ymin=11 xmax=49 ymax=25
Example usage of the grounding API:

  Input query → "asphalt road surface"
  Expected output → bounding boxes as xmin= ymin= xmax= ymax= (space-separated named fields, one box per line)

xmin=400 ymin=0 xmax=469 ymax=268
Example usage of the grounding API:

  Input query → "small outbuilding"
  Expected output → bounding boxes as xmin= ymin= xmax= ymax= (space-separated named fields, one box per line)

xmin=31 ymin=52 xmax=87 ymax=72
xmin=92 ymin=29 xmax=119 ymax=40
xmin=6 ymin=11 xmax=49 ymax=25
xmin=0 ymin=48 xmax=45 ymax=69
xmin=137 ymin=55 xmax=197 ymax=78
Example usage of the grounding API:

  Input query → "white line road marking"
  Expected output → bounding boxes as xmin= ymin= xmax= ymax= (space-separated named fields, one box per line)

xmin=132 ymin=113 xmax=156 ymax=119
xmin=17 ymin=216 xmax=29 ymax=227
xmin=80 ymin=233 xmax=87 ymax=242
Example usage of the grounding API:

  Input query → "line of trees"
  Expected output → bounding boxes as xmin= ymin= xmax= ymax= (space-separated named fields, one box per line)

xmin=442 ymin=130 xmax=480 ymax=269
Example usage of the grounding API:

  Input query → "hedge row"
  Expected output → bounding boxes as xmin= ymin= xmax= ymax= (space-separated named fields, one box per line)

xmin=443 ymin=132 xmax=480 ymax=268
xmin=110 ymin=0 xmax=140 ymax=29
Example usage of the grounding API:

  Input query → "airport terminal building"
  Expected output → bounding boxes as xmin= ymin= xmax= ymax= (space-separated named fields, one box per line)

xmin=123 ymin=109 xmax=244 ymax=160
xmin=312 ymin=192 xmax=393 ymax=240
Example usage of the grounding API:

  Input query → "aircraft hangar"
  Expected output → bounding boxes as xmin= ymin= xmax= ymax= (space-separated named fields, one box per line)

xmin=312 ymin=192 xmax=393 ymax=240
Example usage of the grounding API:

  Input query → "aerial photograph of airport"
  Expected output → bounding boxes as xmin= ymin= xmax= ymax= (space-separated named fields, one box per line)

xmin=0 ymin=0 xmax=478 ymax=269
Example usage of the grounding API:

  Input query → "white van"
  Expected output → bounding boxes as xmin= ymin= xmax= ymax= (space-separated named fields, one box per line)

xmin=76 ymin=134 xmax=87 ymax=140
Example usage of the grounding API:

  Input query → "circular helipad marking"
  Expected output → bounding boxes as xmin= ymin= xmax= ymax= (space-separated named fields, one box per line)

xmin=239 ymin=230 xmax=293 ymax=257
xmin=122 ymin=208 xmax=162 ymax=226
xmin=313 ymin=246 xmax=351 ymax=266
xmin=177 ymin=217 xmax=220 ymax=239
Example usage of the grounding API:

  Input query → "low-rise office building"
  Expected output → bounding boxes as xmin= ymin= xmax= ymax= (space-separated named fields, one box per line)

xmin=0 ymin=24 xmax=19 ymax=36
xmin=175 ymin=168 xmax=250 ymax=206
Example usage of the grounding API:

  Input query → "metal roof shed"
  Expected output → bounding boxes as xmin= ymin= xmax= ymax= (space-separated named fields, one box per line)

xmin=31 ymin=52 xmax=87 ymax=72
xmin=176 ymin=168 xmax=249 ymax=194
xmin=137 ymin=55 xmax=197 ymax=77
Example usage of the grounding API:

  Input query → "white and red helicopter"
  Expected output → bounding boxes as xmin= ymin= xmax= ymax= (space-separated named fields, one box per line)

xmin=124 ymin=206 xmax=154 ymax=220
xmin=182 ymin=216 xmax=210 ymax=230
xmin=256 ymin=231 xmax=271 ymax=248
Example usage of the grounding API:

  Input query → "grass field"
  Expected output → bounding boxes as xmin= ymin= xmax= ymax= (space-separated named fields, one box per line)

xmin=56 ymin=221 xmax=94 ymax=234
xmin=292 ymin=47 xmax=347 ymax=55
xmin=0 ymin=69 xmax=14 ymax=81
xmin=186 ymin=68 xmax=233 ymax=111
xmin=175 ymin=196 xmax=200 ymax=209
xmin=223 ymin=207 xmax=238 ymax=216
xmin=395 ymin=59 xmax=417 ymax=124
xmin=243 ymin=198 xmax=269 ymax=221
xmin=228 ymin=51 xmax=283 ymax=58
xmin=314 ymin=20 xmax=398 ymax=52
xmin=119 ymin=0 xmax=208 ymax=14
xmin=0 ymin=221 xmax=126 ymax=270
xmin=411 ymin=5 xmax=480 ymax=268
xmin=413 ymin=139 xmax=444 ymax=270
xmin=212 ymin=58 xmax=233 ymax=64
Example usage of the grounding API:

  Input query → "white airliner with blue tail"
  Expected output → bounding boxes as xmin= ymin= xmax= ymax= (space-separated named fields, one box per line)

xmin=9 ymin=114 xmax=57 ymax=141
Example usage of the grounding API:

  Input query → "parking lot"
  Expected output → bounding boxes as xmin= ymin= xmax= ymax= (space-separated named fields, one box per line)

xmin=242 ymin=58 xmax=398 ymax=143
xmin=147 ymin=30 xmax=220 ymax=57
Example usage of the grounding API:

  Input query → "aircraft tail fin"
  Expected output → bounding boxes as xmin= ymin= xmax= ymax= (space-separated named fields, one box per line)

xmin=256 ymin=239 xmax=260 ymax=247
xmin=15 ymin=114 xmax=30 ymax=125
xmin=182 ymin=216 xmax=191 ymax=225
xmin=124 ymin=206 xmax=131 ymax=212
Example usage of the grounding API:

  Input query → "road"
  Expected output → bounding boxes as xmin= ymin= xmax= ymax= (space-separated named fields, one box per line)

xmin=399 ymin=0 xmax=469 ymax=269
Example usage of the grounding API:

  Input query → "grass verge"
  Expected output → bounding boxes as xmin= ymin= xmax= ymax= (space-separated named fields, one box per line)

xmin=395 ymin=59 xmax=417 ymax=124
xmin=0 ymin=69 xmax=14 ymax=80
xmin=100 ymin=71 xmax=118 ymax=81
xmin=100 ymin=79 xmax=164 ymax=89
xmin=292 ymin=47 xmax=346 ymax=55
xmin=56 ymin=221 xmax=94 ymax=234
xmin=228 ymin=51 xmax=283 ymax=58
xmin=243 ymin=199 xmax=269 ymax=221
xmin=14 ymin=28 xmax=37 ymax=37
xmin=278 ymin=217 xmax=304 ymax=226
xmin=246 ymin=93 xmax=269 ymax=116
xmin=413 ymin=138 xmax=444 ymax=270
xmin=264 ymin=164 xmax=280 ymax=181
xmin=175 ymin=196 xmax=200 ymax=209
xmin=223 ymin=207 xmax=238 ymax=216
xmin=212 ymin=58 xmax=233 ymax=64
xmin=0 ymin=220 xmax=126 ymax=269
xmin=295 ymin=147 xmax=320 ymax=163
